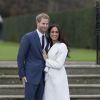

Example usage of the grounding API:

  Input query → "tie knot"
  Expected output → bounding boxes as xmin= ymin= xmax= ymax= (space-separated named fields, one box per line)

xmin=42 ymin=35 xmax=44 ymax=37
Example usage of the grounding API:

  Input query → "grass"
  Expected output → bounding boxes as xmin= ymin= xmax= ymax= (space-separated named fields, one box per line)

xmin=68 ymin=48 xmax=96 ymax=61
xmin=0 ymin=41 xmax=18 ymax=60
xmin=0 ymin=41 xmax=96 ymax=61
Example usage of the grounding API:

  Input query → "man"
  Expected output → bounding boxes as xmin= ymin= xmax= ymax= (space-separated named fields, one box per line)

xmin=17 ymin=13 xmax=50 ymax=100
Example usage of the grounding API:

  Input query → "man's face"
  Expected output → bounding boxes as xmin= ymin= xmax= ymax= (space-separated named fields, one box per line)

xmin=37 ymin=18 xmax=49 ymax=33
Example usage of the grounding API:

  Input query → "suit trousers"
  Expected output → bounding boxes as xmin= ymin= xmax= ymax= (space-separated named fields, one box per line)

xmin=25 ymin=76 xmax=44 ymax=100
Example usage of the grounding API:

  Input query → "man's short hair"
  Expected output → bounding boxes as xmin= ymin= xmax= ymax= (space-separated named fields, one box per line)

xmin=36 ymin=13 xmax=50 ymax=22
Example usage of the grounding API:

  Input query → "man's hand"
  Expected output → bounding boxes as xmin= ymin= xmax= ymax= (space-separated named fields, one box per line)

xmin=22 ymin=76 xmax=27 ymax=87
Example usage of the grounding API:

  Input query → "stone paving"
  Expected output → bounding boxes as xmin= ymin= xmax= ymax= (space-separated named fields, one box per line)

xmin=0 ymin=61 xmax=96 ymax=66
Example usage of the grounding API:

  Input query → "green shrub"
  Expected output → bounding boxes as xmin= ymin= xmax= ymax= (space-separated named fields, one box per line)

xmin=3 ymin=15 xmax=36 ymax=42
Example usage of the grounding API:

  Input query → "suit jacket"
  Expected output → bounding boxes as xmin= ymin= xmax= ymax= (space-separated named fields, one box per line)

xmin=17 ymin=31 xmax=49 ymax=84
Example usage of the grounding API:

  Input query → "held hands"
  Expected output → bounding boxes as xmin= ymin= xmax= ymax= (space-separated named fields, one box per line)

xmin=43 ymin=50 xmax=49 ymax=73
xmin=42 ymin=50 xmax=48 ymax=61
xmin=44 ymin=67 xmax=49 ymax=72
xmin=22 ymin=76 xmax=27 ymax=87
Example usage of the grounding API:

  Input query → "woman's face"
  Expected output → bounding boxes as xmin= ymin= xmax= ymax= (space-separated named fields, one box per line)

xmin=50 ymin=27 xmax=59 ymax=42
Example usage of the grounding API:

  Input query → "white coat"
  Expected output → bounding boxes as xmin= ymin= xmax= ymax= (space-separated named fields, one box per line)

xmin=43 ymin=42 xmax=70 ymax=100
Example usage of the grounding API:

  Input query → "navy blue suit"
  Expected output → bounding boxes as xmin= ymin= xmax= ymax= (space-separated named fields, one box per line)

xmin=17 ymin=31 xmax=48 ymax=100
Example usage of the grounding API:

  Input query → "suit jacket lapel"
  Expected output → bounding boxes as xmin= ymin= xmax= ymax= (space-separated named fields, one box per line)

xmin=33 ymin=31 xmax=50 ymax=54
xmin=33 ymin=31 xmax=43 ymax=55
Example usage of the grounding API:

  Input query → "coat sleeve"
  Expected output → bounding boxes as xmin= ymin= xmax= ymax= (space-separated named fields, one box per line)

xmin=17 ymin=34 xmax=30 ymax=79
xmin=45 ymin=43 xmax=68 ymax=69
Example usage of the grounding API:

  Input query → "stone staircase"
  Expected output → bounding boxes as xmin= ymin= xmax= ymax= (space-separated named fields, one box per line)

xmin=0 ymin=61 xmax=100 ymax=100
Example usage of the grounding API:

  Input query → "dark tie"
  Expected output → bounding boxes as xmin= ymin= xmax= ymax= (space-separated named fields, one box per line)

xmin=42 ymin=35 xmax=45 ymax=49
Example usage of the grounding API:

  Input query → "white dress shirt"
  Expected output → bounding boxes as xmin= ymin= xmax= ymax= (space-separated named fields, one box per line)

xmin=36 ymin=29 xmax=47 ymax=50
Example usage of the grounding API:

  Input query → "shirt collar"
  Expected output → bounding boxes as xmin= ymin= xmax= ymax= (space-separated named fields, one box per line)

xmin=36 ymin=29 xmax=45 ymax=38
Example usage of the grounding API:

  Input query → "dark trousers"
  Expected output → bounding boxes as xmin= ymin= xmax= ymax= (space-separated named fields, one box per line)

xmin=25 ymin=77 xmax=44 ymax=100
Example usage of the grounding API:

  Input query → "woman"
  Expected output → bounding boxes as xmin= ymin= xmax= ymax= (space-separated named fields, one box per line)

xmin=43 ymin=24 xmax=70 ymax=100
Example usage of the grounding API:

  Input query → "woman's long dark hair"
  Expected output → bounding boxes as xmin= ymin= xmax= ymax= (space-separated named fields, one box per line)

xmin=47 ymin=24 xmax=70 ymax=57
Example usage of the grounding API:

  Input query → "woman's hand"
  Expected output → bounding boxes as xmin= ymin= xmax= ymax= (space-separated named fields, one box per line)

xmin=44 ymin=67 xmax=49 ymax=72
xmin=43 ymin=50 xmax=48 ymax=61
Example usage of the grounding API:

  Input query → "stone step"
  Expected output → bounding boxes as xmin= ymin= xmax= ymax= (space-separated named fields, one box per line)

xmin=0 ymin=66 xmax=18 ymax=75
xmin=0 ymin=61 xmax=95 ymax=65
xmin=0 ymin=84 xmax=100 ymax=95
xmin=65 ymin=65 xmax=100 ymax=74
xmin=68 ymin=74 xmax=100 ymax=84
xmin=0 ymin=75 xmax=21 ymax=84
xmin=0 ymin=65 xmax=100 ymax=75
xmin=0 ymin=85 xmax=24 ymax=95
xmin=0 ymin=95 xmax=23 ymax=100
xmin=70 ymin=95 xmax=100 ymax=100
xmin=1 ymin=74 xmax=100 ymax=85
xmin=70 ymin=84 xmax=100 ymax=95
xmin=0 ymin=95 xmax=100 ymax=100
xmin=0 ymin=61 xmax=17 ymax=65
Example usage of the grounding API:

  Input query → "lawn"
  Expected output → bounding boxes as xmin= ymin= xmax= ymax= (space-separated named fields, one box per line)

xmin=0 ymin=41 xmax=96 ymax=61
xmin=0 ymin=41 xmax=18 ymax=60
xmin=68 ymin=48 xmax=96 ymax=61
